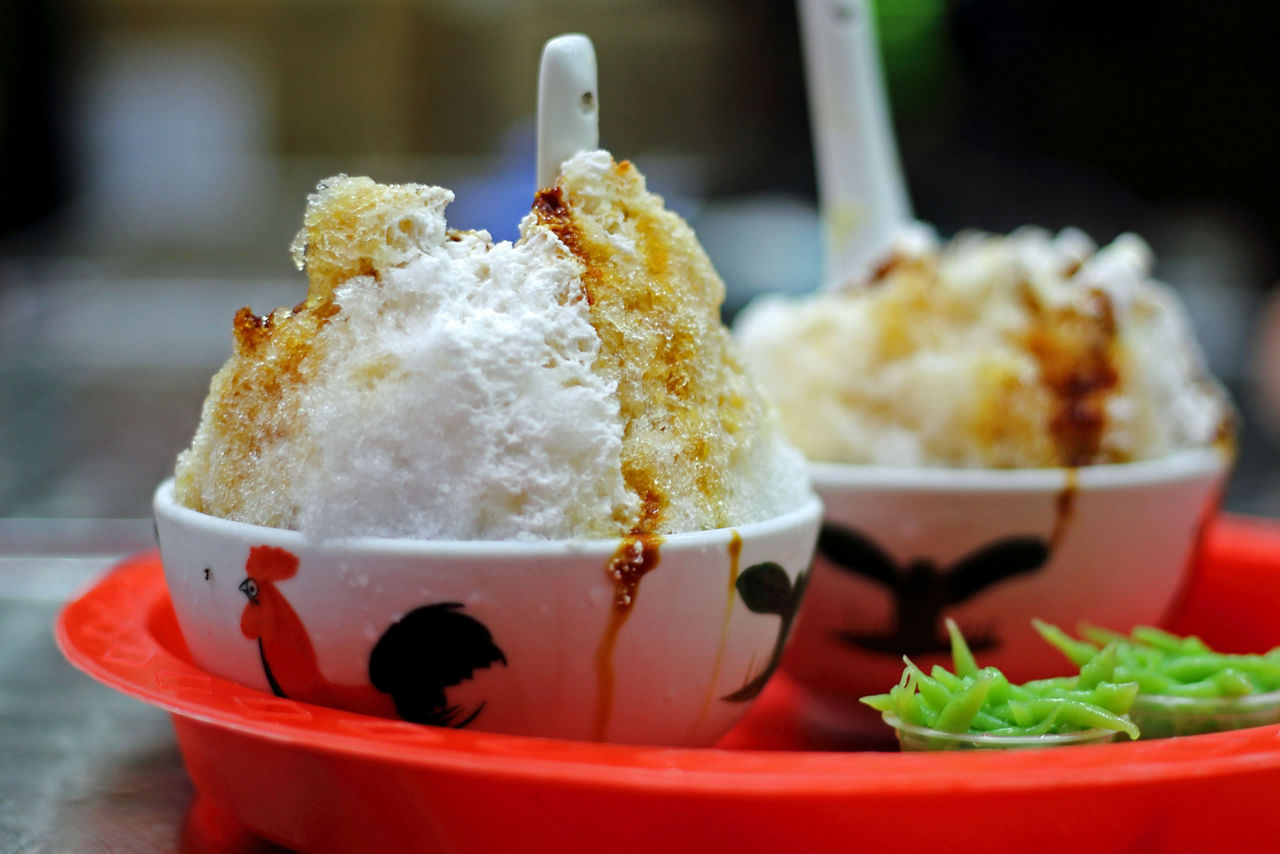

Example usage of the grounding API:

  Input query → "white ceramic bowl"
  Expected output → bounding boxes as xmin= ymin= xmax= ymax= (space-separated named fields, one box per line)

xmin=153 ymin=480 xmax=821 ymax=746
xmin=780 ymin=447 xmax=1232 ymax=728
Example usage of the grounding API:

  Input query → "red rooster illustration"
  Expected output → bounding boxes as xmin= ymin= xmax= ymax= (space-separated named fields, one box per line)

xmin=238 ymin=545 xmax=506 ymax=727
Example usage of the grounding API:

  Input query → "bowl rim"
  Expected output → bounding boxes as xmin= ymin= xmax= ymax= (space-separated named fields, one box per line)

xmin=809 ymin=445 xmax=1231 ymax=492
xmin=153 ymin=478 xmax=823 ymax=556
xmin=881 ymin=713 xmax=1126 ymax=747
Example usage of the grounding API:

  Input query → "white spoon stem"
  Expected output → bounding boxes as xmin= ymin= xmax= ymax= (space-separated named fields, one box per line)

xmin=537 ymin=34 xmax=600 ymax=190
xmin=799 ymin=0 xmax=912 ymax=287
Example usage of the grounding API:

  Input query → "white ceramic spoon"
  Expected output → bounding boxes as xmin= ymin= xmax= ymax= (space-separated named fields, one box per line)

xmin=537 ymin=34 xmax=600 ymax=190
xmin=798 ymin=0 xmax=912 ymax=287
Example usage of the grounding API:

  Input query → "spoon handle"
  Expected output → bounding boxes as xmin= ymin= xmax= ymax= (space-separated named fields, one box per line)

xmin=798 ymin=0 xmax=912 ymax=287
xmin=537 ymin=34 xmax=600 ymax=190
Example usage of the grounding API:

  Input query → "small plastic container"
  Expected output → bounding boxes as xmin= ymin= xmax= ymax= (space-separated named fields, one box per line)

xmin=1129 ymin=690 xmax=1280 ymax=739
xmin=884 ymin=714 xmax=1126 ymax=751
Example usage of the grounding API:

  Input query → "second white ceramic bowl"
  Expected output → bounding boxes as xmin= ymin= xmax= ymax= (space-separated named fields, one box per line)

xmin=780 ymin=447 xmax=1231 ymax=727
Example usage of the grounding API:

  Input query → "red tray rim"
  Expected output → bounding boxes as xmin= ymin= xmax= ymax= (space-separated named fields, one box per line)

xmin=54 ymin=520 xmax=1280 ymax=797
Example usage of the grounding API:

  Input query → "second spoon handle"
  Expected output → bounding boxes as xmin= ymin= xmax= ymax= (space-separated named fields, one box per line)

xmin=799 ymin=0 xmax=912 ymax=287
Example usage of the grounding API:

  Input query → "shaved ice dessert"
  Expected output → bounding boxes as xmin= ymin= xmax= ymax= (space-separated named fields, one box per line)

xmin=174 ymin=150 xmax=811 ymax=541
xmin=734 ymin=226 xmax=1233 ymax=468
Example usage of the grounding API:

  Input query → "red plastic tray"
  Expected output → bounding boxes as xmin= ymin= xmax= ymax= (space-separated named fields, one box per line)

xmin=57 ymin=516 xmax=1280 ymax=853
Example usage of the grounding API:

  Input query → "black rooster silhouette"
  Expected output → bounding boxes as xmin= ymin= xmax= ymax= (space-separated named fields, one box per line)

xmin=369 ymin=603 xmax=508 ymax=728
xmin=238 ymin=546 xmax=506 ymax=729
xmin=817 ymin=523 xmax=1050 ymax=656
xmin=721 ymin=561 xmax=809 ymax=702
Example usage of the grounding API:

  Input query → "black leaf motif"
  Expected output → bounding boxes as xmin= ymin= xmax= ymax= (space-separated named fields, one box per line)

xmin=722 ymin=562 xmax=810 ymax=703
xmin=735 ymin=561 xmax=793 ymax=615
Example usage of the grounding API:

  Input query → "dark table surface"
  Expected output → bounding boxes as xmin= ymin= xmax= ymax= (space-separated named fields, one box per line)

xmin=0 ymin=524 xmax=184 ymax=853
xmin=0 ymin=521 xmax=291 ymax=853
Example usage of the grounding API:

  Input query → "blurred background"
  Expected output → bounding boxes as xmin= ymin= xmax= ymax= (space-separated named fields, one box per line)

xmin=2 ymin=0 xmax=1280 ymax=520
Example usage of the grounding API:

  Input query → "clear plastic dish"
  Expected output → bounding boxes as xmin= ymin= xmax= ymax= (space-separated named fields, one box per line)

xmin=883 ymin=714 xmax=1126 ymax=751
xmin=1129 ymin=689 xmax=1280 ymax=739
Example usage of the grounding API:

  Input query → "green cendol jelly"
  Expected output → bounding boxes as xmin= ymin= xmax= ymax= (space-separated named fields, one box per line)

xmin=862 ymin=619 xmax=1140 ymax=748
xmin=1035 ymin=621 xmax=1280 ymax=738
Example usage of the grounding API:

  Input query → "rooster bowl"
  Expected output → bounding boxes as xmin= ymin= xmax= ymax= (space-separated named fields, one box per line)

xmin=153 ymin=479 xmax=821 ymax=746
xmin=779 ymin=446 xmax=1231 ymax=733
